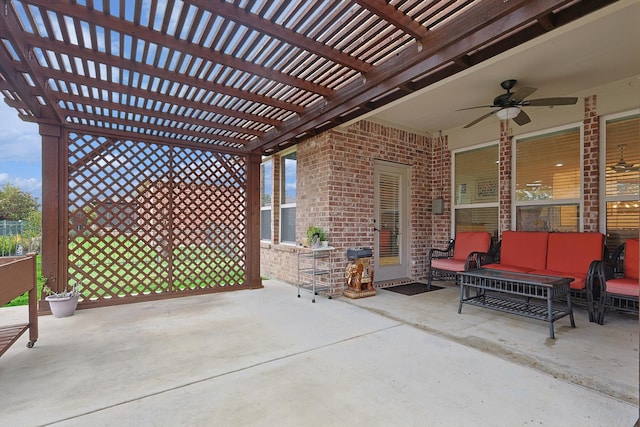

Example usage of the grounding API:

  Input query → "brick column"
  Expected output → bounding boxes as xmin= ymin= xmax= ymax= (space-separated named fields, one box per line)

xmin=432 ymin=133 xmax=451 ymax=248
xmin=499 ymin=120 xmax=512 ymax=233
xmin=583 ymin=95 xmax=599 ymax=232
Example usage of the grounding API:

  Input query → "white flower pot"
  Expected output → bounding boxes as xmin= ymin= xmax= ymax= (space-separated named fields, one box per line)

xmin=45 ymin=294 xmax=79 ymax=318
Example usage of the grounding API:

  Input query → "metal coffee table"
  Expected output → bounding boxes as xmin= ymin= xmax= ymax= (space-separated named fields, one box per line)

xmin=458 ymin=269 xmax=575 ymax=339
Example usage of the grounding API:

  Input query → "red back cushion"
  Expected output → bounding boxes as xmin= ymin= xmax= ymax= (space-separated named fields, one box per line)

xmin=500 ymin=231 xmax=549 ymax=270
xmin=624 ymin=238 xmax=639 ymax=280
xmin=452 ymin=232 xmax=492 ymax=261
xmin=546 ymin=232 xmax=604 ymax=274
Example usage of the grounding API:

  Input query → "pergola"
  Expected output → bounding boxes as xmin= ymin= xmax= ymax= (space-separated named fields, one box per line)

xmin=0 ymin=0 xmax=617 ymax=308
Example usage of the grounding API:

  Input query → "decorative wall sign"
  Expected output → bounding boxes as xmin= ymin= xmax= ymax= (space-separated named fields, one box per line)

xmin=476 ymin=179 xmax=498 ymax=199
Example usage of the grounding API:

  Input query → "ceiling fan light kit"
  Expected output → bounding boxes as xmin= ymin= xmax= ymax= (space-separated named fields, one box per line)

xmin=459 ymin=79 xmax=579 ymax=128
xmin=495 ymin=107 xmax=521 ymax=120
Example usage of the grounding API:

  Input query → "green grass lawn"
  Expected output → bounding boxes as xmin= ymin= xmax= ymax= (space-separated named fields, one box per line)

xmin=3 ymin=237 xmax=245 ymax=307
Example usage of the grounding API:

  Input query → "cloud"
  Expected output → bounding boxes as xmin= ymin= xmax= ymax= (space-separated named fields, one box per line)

xmin=13 ymin=177 xmax=42 ymax=194
xmin=0 ymin=172 xmax=41 ymax=200
xmin=0 ymin=103 xmax=42 ymax=201
xmin=0 ymin=102 xmax=40 ymax=163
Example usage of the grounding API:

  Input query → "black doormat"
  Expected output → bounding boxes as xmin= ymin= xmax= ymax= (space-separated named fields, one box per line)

xmin=382 ymin=282 xmax=444 ymax=296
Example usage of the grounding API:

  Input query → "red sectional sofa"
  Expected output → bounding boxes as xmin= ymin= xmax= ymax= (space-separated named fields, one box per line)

xmin=481 ymin=231 xmax=549 ymax=273
xmin=481 ymin=231 xmax=605 ymax=298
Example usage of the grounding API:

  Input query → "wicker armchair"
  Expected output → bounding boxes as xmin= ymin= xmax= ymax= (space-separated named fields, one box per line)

xmin=427 ymin=231 xmax=492 ymax=289
xmin=588 ymin=238 xmax=639 ymax=325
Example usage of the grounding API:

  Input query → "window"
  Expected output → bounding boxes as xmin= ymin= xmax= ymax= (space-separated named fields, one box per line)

xmin=602 ymin=112 xmax=639 ymax=249
xmin=280 ymin=150 xmax=297 ymax=244
xmin=260 ymin=159 xmax=272 ymax=241
xmin=514 ymin=126 xmax=581 ymax=231
xmin=453 ymin=144 xmax=499 ymax=239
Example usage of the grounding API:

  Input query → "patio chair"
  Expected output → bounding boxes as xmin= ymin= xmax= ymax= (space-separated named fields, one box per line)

xmin=427 ymin=231 xmax=492 ymax=289
xmin=588 ymin=238 xmax=639 ymax=325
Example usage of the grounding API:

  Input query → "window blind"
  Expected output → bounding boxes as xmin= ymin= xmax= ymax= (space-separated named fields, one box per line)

xmin=604 ymin=114 xmax=639 ymax=248
xmin=379 ymin=172 xmax=400 ymax=258
xmin=516 ymin=127 xmax=580 ymax=201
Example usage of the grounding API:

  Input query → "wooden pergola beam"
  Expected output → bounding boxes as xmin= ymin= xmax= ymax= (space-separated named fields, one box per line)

xmin=21 ymin=32 xmax=307 ymax=115
xmin=352 ymin=0 xmax=428 ymax=41
xmin=250 ymin=0 xmax=602 ymax=153
xmin=192 ymin=0 xmax=371 ymax=73
xmin=20 ymin=0 xmax=334 ymax=97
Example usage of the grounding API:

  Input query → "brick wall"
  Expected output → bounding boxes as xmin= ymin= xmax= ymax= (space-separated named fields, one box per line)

xmin=261 ymin=98 xmax=605 ymax=287
xmin=260 ymin=120 xmax=432 ymax=286
xmin=430 ymin=133 xmax=452 ymax=249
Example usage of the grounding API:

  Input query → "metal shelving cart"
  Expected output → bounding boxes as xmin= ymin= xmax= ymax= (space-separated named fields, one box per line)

xmin=297 ymin=246 xmax=335 ymax=302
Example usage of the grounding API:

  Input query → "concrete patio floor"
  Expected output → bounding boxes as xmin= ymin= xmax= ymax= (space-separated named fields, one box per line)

xmin=0 ymin=279 xmax=638 ymax=426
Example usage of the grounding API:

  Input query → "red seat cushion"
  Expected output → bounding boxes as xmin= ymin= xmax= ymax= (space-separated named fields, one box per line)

xmin=431 ymin=258 xmax=467 ymax=273
xmin=452 ymin=232 xmax=491 ymax=261
xmin=624 ymin=238 xmax=639 ymax=280
xmin=606 ymin=277 xmax=639 ymax=296
xmin=498 ymin=231 xmax=549 ymax=271
xmin=545 ymin=232 xmax=604 ymax=276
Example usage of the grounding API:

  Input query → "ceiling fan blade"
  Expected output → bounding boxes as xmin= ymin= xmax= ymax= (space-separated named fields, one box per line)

xmin=463 ymin=111 xmax=496 ymax=128
xmin=523 ymin=97 xmax=578 ymax=106
xmin=510 ymin=86 xmax=537 ymax=102
xmin=456 ymin=105 xmax=495 ymax=111
xmin=610 ymin=162 xmax=640 ymax=173
xmin=512 ymin=109 xmax=531 ymax=126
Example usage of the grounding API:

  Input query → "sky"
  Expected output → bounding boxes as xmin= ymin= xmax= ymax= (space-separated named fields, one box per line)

xmin=0 ymin=101 xmax=42 ymax=205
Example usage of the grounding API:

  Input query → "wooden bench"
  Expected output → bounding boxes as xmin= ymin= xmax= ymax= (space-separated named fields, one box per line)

xmin=0 ymin=255 xmax=38 ymax=358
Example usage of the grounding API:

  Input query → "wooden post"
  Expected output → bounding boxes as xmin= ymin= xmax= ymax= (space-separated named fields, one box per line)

xmin=246 ymin=153 xmax=263 ymax=289
xmin=39 ymin=124 xmax=64 ymax=312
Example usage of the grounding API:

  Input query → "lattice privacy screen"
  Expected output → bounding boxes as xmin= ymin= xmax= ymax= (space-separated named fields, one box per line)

xmin=67 ymin=133 xmax=247 ymax=304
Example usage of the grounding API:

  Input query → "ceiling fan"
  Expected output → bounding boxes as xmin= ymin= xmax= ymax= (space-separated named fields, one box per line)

xmin=610 ymin=144 xmax=639 ymax=173
xmin=458 ymin=79 xmax=578 ymax=128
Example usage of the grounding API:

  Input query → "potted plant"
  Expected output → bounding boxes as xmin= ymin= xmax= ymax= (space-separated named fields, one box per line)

xmin=306 ymin=226 xmax=327 ymax=249
xmin=43 ymin=279 xmax=80 ymax=318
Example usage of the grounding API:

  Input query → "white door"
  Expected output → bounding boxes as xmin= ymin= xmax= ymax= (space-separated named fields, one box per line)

xmin=374 ymin=161 xmax=410 ymax=282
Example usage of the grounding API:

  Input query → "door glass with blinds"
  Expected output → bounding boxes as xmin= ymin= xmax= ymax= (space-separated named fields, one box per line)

xmin=453 ymin=144 xmax=499 ymax=240
xmin=374 ymin=161 xmax=409 ymax=281
xmin=603 ymin=113 xmax=639 ymax=249
xmin=378 ymin=173 xmax=400 ymax=263
xmin=514 ymin=127 xmax=581 ymax=231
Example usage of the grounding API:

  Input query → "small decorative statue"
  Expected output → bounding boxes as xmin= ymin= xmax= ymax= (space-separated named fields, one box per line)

xmin=345 ymin=260 xmax=374 ymax=292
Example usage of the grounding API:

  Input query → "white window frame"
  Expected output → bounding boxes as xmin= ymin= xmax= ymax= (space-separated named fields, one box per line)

xmin=260 ymin=157 xmax=273 ymax=242
xmin=279 ymin=147 xmax=297 ymax=245
xmin=451 ymin=140 xmax=500 ymax=238
xmin=598 ymin=108 xmax=640 ymax=235
xmin=512 ymin=122 xmax=584 ymax=231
